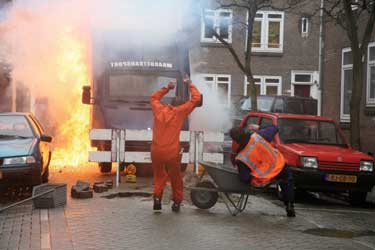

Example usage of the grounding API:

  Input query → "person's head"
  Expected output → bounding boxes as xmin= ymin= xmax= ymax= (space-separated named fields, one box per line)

xmin=171 ymin=98 xmax=184 ymax=107
xmin=229 ymin=126 xmax=250 ymax=144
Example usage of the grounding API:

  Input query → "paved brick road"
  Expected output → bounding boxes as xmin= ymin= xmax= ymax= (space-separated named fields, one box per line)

xmin=0 ymin=167 xmax=374 ymax=250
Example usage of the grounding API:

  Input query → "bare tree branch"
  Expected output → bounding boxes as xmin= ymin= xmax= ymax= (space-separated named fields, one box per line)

xmin=211 ymin=29 xmax=246 ymax=73
xmin=343 ymin=0 xmax=360 ymax=48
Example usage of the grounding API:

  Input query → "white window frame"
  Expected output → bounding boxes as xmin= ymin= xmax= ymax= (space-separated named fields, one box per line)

xmin=202 ymin=74 xmax=231 ymax=105
xmin=301 ymin=17 xmax=309 ymax=37
xmin=291 ymin=70 xmax=314 ymax=97
xmin=367 ymin=42 xmax=375 ymax=106
xmin=341 ymin=47 xmax=352 ymax=122
xmin=244 ymin=75 xmax=282 ymax=96
xmin=250 ymin=11 xmax=284 ymax=53
xmin=201 ymin=9 xmax=233 ymax=43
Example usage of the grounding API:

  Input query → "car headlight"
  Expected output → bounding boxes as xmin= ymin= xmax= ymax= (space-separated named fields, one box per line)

xmin=3 ymin=156 xmax=36 ymax=165
xmin=360 ymin=161 xmax=373 ymax=172
xmin=301 ymin=156 xmax=318 ymax=169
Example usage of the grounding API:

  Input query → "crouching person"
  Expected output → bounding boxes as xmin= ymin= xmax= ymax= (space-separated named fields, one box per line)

xmin=229 ymin=125 xmax=296 ymax=217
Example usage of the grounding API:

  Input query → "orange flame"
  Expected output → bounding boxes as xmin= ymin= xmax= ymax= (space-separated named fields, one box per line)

xmin=50 ymin=28 xmax=94 ymax=169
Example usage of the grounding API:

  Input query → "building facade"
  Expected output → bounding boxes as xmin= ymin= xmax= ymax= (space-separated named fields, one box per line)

xmin=188 ymin=0 xmax=322 ymax=108
xmin=323 ymin=17 xmax=375 ymax=154
xmin=187 ymin=0 xmax=374 ymax=153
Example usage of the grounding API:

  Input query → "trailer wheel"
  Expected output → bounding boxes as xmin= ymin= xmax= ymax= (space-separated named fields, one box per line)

xmin=191 ymin=181 xmax=218 ymax=209
xmin=99 ymin=163 xmax=112 ymax=173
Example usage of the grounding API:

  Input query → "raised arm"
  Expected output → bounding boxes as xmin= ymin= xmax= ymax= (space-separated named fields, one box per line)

xmin=177 ymin=81 xmax=202 ymax=115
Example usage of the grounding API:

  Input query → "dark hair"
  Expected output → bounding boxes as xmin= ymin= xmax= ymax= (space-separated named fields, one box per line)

xmin=229 ymin=126 xmax=252 ymax=146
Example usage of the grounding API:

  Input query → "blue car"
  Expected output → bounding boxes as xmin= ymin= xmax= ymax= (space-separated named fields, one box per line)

xmin=0 ymin=112 xmax=52 ymax=188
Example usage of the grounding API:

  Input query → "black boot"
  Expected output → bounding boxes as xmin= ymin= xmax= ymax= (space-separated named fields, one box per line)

xmin=171 ymin=202 xmax=180 ymax=213
xmin=286 ymin=202 xmax=296 ymax=217
xmin=153 ymin=197 xmax=162 ymax=211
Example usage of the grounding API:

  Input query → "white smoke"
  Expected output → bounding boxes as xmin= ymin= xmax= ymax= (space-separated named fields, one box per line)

xmin=0 ymin=0 xmax=233 ymax=138
xmin=189 ymin=77 xmax=234 ymax=133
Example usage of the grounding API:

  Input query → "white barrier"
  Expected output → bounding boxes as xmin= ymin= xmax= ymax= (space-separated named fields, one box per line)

xmin=89 ymin=129 xmax=225 ymax=187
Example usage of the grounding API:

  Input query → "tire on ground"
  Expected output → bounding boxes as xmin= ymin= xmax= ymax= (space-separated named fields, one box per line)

xmin=191 ymin=181 xmax=218 ymax=209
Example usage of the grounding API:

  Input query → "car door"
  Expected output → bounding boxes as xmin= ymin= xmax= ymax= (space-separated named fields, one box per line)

xmin=28 ymin=115 xmax=51 ymax=170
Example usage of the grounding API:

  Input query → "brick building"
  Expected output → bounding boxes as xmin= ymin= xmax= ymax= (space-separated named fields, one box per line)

xmin=322 ymin=16 xmax=375 ymax=154
xmin=188 ymin=0 xmax=322 ymax=108
xmin=187 ymin=0 xmax=374 ymax=153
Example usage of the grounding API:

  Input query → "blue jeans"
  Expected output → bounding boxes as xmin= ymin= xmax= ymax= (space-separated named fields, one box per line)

xmin=237 ymin=162 xmax=295 ymax=203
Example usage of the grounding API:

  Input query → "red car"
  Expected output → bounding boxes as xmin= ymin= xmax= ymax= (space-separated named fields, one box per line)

xmin=232 ymin=112 xmax=375 ymax=205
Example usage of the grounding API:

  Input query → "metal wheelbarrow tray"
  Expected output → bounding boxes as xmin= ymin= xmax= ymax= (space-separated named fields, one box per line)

xmin=190 ymin=161 xmax=261 ymax=216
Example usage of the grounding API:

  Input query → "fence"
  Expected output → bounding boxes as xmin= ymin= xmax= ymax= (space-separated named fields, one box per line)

xmin=89 ymin=129 xmax=225 ymax=187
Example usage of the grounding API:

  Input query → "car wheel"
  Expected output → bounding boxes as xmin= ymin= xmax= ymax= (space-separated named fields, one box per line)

xmin=349 ymin=191 xmax=367 ymax=206
xmin=190 ymin=181 xmax=218 ymax=209
xmin=99 ymin=163 xmax=112 ymax=173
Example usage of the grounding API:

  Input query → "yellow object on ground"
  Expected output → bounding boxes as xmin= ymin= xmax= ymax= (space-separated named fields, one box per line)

xmin=198 ymin=164 xmax=205 ymax=177
xmin=126 ymin=164 xmax=137 ymax=175
xmin=126 ymin=174 xmax=137 ymax=183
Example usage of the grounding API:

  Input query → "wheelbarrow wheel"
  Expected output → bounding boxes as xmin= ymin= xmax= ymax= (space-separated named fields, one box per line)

xmin=191 ymin=181 xmax=218 ymax=209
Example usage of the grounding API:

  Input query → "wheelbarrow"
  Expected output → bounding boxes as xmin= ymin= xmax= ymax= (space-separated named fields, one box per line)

xmin=189 ymin=161 xmax=264 ymax=216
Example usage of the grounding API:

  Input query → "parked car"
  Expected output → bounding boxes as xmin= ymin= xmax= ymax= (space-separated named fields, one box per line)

xmin=233 ymin=95 xmax=318 ymax=126
xmin=232 ymin=112 xmax=375 ymax=205
xmin=0 ymin=112 xmax=52 ymax=188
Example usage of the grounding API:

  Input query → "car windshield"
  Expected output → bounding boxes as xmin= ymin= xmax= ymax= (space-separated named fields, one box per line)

xmin=0 ymin=115 xmax=34 ymax=138
xmin=278 ymin=118 xmax=347 ymax=146
xmin=108 ymin=74 xmax=177 ymax=99
xmin=239 ymin=96 xmax=274 ymax=112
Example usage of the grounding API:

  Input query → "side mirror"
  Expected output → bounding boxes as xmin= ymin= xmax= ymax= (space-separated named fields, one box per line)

xmin=82 ymin=86 xmax=91 ymax=104
xmin=40 ymin=134 xmax=53 ymax=143
xmin=196 ymin=94 xmax=203 ymax=107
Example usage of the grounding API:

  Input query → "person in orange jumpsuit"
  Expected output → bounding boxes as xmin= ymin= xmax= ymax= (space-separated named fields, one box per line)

xmin=150 ymin=79 xmax=201 ymax=212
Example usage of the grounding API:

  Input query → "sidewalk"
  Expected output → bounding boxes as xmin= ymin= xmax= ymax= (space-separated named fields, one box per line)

xmin=0 ymin=168 xmax=374 ymax=250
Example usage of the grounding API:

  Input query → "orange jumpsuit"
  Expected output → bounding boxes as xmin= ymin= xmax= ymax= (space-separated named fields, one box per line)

xmin=150 ymin=84 xmax=201 ymax=203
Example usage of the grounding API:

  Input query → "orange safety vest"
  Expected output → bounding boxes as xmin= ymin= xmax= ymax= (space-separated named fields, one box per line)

xmin=235 ymin=133 xmax=285 ymax=187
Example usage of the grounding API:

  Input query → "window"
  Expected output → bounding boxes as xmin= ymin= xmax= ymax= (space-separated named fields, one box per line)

xmin=291 ymin=71 xmax=314 ymax=97
xmin=202 ymin=74 xmax=231 ymax=105
xmin=341 ymin=48 xmax=353 ymax=121
xmin=108 ymin=75 xmax=176 ymax=98
xmin=292 ymin=71 xmax=313 ymax=84
xmin=244 ymin=116 xmax=258 ymax=127
xmin=251 ymin=11 xmax=284 ymax=52
xmin=244 ymin=76 xmax=282 ymax=96
xmin=367 ymin=42 xmax=375 ymax=106
xmin=301 ymin=17 xmax=309 ymax=37
xmin=201 ymin=9 xmax=232 ymax=43
xmin=260 ymin=117 xmax=273 ymax=129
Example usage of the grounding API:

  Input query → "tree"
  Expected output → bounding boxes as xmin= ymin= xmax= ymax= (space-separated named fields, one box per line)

xmin=322 ymin=0 xmax=375 ymax=150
